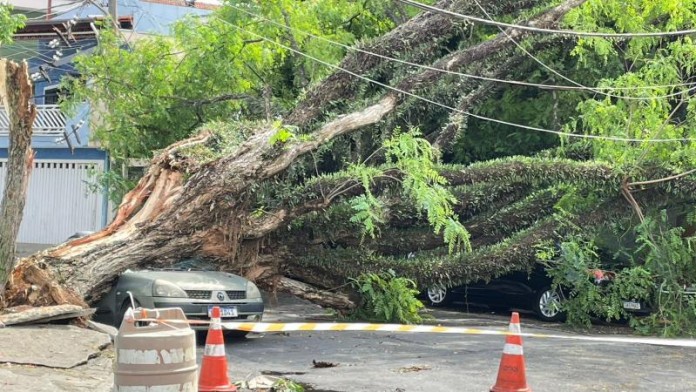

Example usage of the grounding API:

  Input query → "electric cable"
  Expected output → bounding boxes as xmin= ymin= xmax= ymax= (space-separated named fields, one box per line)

xmin=209 ymin=14 xmax=696 ymax=143
xmin=398 ymin=0 xmax=696 ymax=38
xmin=470 ymin=0 xmax=692 ymax=101
xmin=224 ymin=2 xmax=696 ymax=101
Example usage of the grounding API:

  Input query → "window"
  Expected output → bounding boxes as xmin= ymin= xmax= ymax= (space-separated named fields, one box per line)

xmin=43 ymin=85 xmax=69 ymax=105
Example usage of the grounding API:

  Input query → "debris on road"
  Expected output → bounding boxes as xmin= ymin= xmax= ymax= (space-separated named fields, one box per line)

xmin=396 ymin=364 xmax=431 ymax=373
xmin=312 ymin=360 xmax=338 ymax=368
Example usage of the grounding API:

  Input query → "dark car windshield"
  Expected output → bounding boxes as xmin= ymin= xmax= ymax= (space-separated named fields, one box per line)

xmin=167 ymin=259 xmax=218 ymax=271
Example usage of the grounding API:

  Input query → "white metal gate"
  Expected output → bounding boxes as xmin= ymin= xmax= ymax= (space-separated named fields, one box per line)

xmin=0 ymin=159 xmax=104 ymax=244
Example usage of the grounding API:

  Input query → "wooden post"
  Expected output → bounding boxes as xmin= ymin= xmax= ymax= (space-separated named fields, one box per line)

xmin=0 ymin=59 xmax=37 ymax=303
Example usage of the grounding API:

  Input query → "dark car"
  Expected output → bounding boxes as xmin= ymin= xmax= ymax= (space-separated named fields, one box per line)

xmin=425 ymin=266 xmax=564 ymax=322
xmin=94 ymin=259 xmax=264 ymax=333
xmin=621 ymin=282 xmax=696 ymax=315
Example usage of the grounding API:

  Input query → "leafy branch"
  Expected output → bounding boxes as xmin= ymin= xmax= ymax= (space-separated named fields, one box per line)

xmin=346 ymin=129 xmax=471 ymax=252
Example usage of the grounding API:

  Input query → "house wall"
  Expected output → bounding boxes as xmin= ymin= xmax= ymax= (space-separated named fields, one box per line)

xmin=0 ymin=148 xmax=109 ymax=244
xmin=60 ymin=0 xmax=215 ymax=35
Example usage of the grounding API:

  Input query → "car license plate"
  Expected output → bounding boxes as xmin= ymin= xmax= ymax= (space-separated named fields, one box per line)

xmin=208 ymin=306 xmax=238 ymax=318
xmin=622 ymin=301 xmax=641 ymax=310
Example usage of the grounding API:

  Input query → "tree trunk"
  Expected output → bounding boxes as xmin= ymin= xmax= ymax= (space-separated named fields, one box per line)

xmin=0 ymin=59 xmax=36 ymax=303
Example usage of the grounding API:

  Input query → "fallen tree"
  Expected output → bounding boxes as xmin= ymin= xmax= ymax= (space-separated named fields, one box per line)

xmin=5 ymin=0 xmax=696 ymax=315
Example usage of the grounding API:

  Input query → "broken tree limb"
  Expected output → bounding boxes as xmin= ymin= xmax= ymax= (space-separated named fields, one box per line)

xmin=0 ymin=59 xmax=36 ymax=301
xmin=0 ymin=304 xmax=91 ymax=326
xmin=274 ymin=277 xmax=357 ymax=312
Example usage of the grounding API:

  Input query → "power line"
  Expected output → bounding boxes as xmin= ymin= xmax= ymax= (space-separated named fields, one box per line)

xmin=2 ymin=42 xmax=98 ymax=65
xmin=209 ymin=14 xmax=696 ymax=144
xmin=398 ymin=0 xmax=696 ymax=38
xmin=470 ymin=0 xmax=694 ymax=102
xmin=223 ymin=2 xmax=696 ymax=101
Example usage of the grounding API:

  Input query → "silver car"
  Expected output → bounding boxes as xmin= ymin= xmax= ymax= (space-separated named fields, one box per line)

xmin=94 ymin=259 xmax=264 ymax=332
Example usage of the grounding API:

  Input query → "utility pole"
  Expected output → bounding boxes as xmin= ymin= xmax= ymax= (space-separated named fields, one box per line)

xmin=108 ymin=0 xmax=118 ymax=23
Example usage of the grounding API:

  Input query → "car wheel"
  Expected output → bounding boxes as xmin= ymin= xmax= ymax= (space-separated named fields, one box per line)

xmin=533 ymin=286 xmax=564 ymax=322
xmin=426 ymin=284 xmax=451 ymax=306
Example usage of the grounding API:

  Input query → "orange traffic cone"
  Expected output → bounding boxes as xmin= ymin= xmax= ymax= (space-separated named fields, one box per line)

xmin=490 ymin=312 xmax=531 ymax=392
xmin=199 ymin=306 xmax=237 ymax=392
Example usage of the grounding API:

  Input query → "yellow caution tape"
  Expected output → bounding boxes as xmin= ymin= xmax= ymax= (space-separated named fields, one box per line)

xmin=221 ymin=321 xmax=696 ymax=348
xmin=137 ymin=318 xmax=696 ymax=348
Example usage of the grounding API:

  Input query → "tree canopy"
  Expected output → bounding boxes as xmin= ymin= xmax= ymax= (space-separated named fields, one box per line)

xmin=0 ymin=5 xmax=25 ymax=46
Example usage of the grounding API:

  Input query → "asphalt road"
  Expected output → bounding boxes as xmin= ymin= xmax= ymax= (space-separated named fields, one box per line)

xmin=196 ymin=296 xmax=696 ymax=392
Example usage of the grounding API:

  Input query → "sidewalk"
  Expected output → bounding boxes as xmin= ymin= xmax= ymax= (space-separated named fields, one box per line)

xmin=0 ymin=324 xmax=114 ymax=392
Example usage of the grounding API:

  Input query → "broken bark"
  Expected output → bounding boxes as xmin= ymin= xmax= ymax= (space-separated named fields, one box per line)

xmin=0 ymin=304 xmax=89 ymax=326
xmin=0 ymin=59 xmax=36 ymax=302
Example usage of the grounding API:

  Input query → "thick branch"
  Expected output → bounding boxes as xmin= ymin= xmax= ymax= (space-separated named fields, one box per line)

xmin=274 ymin=277 xmax=356 ymax=312
xmin=0 ymin=59 xmax=36 ymax=300
xmin=291 ymin=195 xmax=634 ymax=291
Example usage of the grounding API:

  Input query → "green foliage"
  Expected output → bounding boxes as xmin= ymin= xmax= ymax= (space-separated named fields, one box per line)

xmin=349 ymin=194 xmax=386 ymax=239
xmin=218 ymin=0 xmax=402 ymax=85
xmin=547 ymin=239 xmax=604 ymax=327
xmin=269 ymin=127 xmax=296 ymax=146
xmin=451 ymin=81 xmax=575 ymax=164
xmin=271 ymin=378 xmax=305 ymax=392
xmin=630 ymin=214 xmax=696 ymax=336
xmin=546 ymin=238 xmax=653 ymax=327
xmin=553 ymin=185 xmax=604 ymax=229
xmin=384 ymin=129 xmax=471 ymax=252
xmin=87 ymin=168 xmax=139 ymax=206
xmin=548 ymin=211 xmax=696 ymax=336
xmin=563 ymin=0 xmax=696 ymax=170
xmin=566 ymin=0 xmax=696 ymax=61
xmin=350 ymin=270 xmax=424 ymax=324
xmin=0 ymin=5 xmax=24 ymax=46
xmin=63 ymin=1 xmax=400 ymax=202
xmin=346 ymin=129 xmax=470 ymax=251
